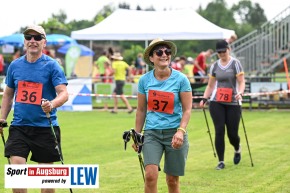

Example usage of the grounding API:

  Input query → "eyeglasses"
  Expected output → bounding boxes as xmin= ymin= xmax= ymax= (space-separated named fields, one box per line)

xmin=24 ymin=34 xmax=45 ymax=41
xmin=217 ymin=50 xmax=227 ymax=54
xmin=154 ymin=49 xmax=172 ymax=57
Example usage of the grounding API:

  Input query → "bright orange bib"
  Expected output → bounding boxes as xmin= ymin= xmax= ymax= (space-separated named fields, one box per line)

xmin=16 ymin=81 xmax=43 ymax=105
xmin=216 ymin=88 xmax=233 ymax=102
xmin=148 ymin=90 xmax=174 ymax=114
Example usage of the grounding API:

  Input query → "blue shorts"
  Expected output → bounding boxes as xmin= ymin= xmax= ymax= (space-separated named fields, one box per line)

xmin=142 ymin=129 xmax=189 ymax=176
xmin=5 ymin=125 xmax=62 ymax=163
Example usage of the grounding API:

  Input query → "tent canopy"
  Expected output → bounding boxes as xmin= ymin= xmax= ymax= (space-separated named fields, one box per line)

xmin=71 ymin=9 xmax=235 ymax=41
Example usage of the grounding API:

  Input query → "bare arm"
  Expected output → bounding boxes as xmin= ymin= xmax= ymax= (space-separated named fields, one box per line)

xmin=194 ymin=60 xmax=204 ymax=73
xmin=134 ymin=93 xmax=147 ymax=133
xmin=132 ymin=93 xmax=147 ymax=152
xmin=235 ymin=73 xmax=245 ymax=100
xmin=171 ymin=91 xmax=192 ymax=149
xmin=53 ymin=84 xmax=69 ymax=107
xmin=179 ymin=91 xmax=192 ymax=130
xmin=41 ymin=84 xmax=69 ymax=113
xmin=0 ymin=87 xmax=15 ymax=133
xmin=1 ymin=87 xmax=14 ymax=120
xmin=200 ymin=76 xmax=216 ymax=107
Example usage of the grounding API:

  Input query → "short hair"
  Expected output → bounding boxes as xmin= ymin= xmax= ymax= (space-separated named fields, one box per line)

xmin=207 ymin=49 xmax=214 ymax=54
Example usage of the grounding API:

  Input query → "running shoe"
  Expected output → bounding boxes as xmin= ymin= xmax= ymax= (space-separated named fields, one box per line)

xmin=234 ymin=145 xmax=241 ymax=165
xmin=215 ymin=162 xmax=225 ymax=170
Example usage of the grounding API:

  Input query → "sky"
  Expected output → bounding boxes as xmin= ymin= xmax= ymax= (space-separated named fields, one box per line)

xmin=1 ymin=0 xmax=290 ymax=37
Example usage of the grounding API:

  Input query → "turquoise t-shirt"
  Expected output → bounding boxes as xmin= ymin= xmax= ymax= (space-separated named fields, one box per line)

xmin=138 ymin=68 xmax=192 ymax=130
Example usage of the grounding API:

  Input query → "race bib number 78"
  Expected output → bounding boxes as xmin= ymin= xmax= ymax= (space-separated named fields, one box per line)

xmin=16 ymin=81 xmax=43 ymax=105
xmin=216 ymin=87 xmax=233 ymax=102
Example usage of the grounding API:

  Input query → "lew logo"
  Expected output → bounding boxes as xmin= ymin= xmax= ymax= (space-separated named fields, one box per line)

xmin=71 ymin=167 xmax=98 ymax=185
xmin=5 ymin=165 xmax=99 ymax=189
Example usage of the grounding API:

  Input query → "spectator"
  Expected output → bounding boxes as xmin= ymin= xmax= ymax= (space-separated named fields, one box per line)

xmin=110 ymin=52 xmax=134 ymax=114
xmin=12 ymin=48 xmax=21 ymax=60
xmin=184 ymin=57 xmax=195 ymax=83
xmin=226 ymin=34 xmax=238 ymax=44
xmin=179 ymin=56 xmax=187 ymax=72
xmin=172 ymin=56 xmax=187 ymax=72
xmin=184 ymin=56 xmax=195 ymax=83
xmin=95 ymin=50 xmax=111 ymax=82
xmin=104 ymin=61 xmax=113 ymax=83
xmin=132 ymin=38 xmax=192 ymax=193
xmin=46 ymin=49 xmax=64 ymax=72
xmin=193 ymin=49 xmax=214 ymax=83
xmin=226 ymin=34 xmax=238 ymax=57
xmin=135 ymin=53 xmax=146 ymax=75
xmin=99 ymin=61 xmax=113 ymax=112
xmin=0 ymin=25 xmax=68 ymax=193
xmin=0 ymin=54 xmax=4 ymax=75
xmin=170 ymin=56 xmax=181 ymax=70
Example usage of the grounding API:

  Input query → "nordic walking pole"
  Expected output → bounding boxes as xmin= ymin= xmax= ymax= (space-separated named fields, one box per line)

xmin=130 ymin=129 xmax=145 ymax=182
xmin=229 ymin=78 xmax=254 ymax=167
xmin=0 ymin=121 xmax=10 ymax=164
xmin=202 ymin=107 xmax=216 ymax=158
xmin=238 ymin=100 xmax=254 ymax=167
xmin=41 ymin=99 xmax=73 ymax=193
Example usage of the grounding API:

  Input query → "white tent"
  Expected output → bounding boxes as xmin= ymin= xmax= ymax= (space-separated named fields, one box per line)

xmin=71 ymin=9 xmax=235 ymax=41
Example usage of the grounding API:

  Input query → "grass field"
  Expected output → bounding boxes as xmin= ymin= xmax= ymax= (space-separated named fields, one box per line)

xmin=0 ymin=109 xmax=289 ymax=193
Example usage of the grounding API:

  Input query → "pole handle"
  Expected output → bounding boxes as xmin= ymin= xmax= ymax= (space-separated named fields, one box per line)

xmin=41 ymin=98 xmax=51 ymax=118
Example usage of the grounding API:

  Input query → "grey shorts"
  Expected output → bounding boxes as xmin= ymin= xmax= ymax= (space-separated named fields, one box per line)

xmin=114 ymin=80 xmax=125 ymax=95
xmin=142 ymin=129 xmax=189 ymax=176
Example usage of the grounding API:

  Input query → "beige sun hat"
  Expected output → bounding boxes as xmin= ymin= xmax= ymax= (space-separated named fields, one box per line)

xmin=23 ymin=25 xmax=46 ymax=39
xmin=111 ymin=52 xmax=123 ymax=60
xmin=143 ymin=38 xmax=177 ymax=65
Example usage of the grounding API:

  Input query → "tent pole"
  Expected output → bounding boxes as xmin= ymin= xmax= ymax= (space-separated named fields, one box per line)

xmin=145 ymin=40 xmax=149 ymax=72
xmin=90 ymin=40 xmax=93 ymax=75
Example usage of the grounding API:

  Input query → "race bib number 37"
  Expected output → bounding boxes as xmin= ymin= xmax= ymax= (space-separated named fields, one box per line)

xmin=148 ymin=90 xmax=174 ymax=114
xmin=16 ymin=81 xmax=43 ymax=105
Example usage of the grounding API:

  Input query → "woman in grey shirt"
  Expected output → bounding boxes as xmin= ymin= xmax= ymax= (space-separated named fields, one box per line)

xmin=200 ymin=39 xmax=245 ymax=170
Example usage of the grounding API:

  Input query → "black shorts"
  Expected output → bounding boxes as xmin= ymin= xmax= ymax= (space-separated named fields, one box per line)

xmin=5 ymin=125 xmax=62 ymax=163
xmin=114 ymin=80 xmax=125 ymax=95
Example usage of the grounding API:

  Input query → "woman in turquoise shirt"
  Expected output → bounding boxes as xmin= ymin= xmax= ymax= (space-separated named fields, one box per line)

xmin=132 ymin=38 xmax=192 ymax=193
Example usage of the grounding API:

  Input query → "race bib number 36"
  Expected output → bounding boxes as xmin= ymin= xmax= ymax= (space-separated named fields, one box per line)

xmin=216 ymin=88 xmax=233 ymax=102
xmin=16 ymin=81 xmax=43 ymax=105
xmin=148 ymin=90 xmax=174 ymax=114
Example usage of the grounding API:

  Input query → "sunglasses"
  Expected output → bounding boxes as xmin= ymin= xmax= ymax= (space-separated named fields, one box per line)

xmin=24 ymin=34 xmax=45 ymax=41
xmin=217 ymin=50 xmax=227 ymax=54
xmin=154 ymin=49 xmax=172 ymax=57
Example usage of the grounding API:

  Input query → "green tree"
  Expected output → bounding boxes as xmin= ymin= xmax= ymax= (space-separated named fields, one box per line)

xmin=195 ymin=0 xmax=237 ymax=52
xmin=198 ymin=0 xmax=236 ymax=30
xmin=51 ymin=9 xmax=67 ymax=23
xmin=231 ymin=1 xmax=267 ymax=28
xmin=66 ymin=20 xmax=95 ymax=35
xmin=93 ymin=5 xmax=114 ymax=24
xmin=194 ymin=0 xmax=267 ymax=53
xmin=39 ymin=10 xmax=68 ymax=34
xmin=40 ymin=18 xmax=68 ymax=34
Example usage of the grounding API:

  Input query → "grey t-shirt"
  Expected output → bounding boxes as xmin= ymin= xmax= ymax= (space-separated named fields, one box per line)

xmin=209 ymin=57 xmax=244 ymax=105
